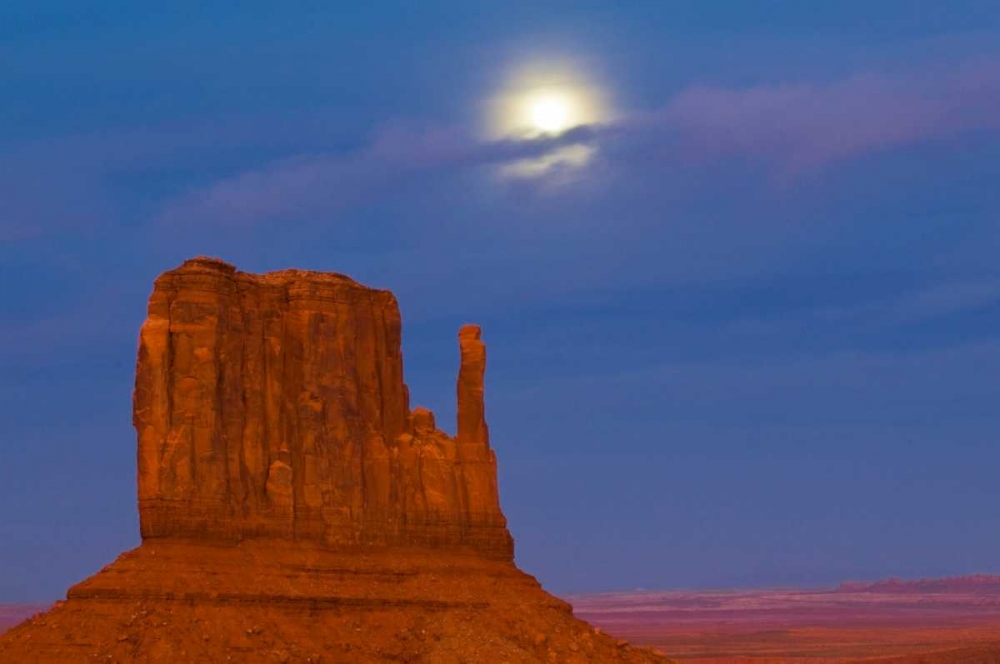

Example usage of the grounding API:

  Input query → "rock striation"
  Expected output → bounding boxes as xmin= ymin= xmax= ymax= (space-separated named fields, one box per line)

xmin=134 ymin=256 xmax=510 ymax=556
xmin=0 ymin=258 xmax=667 ymax=663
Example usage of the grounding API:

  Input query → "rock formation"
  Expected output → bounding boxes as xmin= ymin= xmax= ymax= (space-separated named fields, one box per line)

xmin=0 ymin=258 xmax=668 ymax=663
xmin=134 ymin=256 xmax=510 ymax=556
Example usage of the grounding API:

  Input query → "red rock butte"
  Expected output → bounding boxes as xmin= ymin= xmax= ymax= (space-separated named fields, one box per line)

xmin=134 ymin=256 xmax=511 ymax=556
xmin=0 ymin=257 xmax=667 ymax=663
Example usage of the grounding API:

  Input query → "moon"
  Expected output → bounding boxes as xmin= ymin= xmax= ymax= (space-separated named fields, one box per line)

xmin=485 ymin=59 xmax=612 ymax=177
xmin=530 ymin=94 xmax=572 ymax=133
xmin=486 ymin=61 xmax=611 ymax=139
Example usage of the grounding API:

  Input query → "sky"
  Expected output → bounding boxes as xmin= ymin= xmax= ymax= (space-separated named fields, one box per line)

xmin=2 ymin=1 xmax=999 ymax=601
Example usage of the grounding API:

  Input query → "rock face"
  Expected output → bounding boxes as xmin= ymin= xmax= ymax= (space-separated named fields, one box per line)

xmin=134 ymin=256 xmax=511 ymax=557
xmin=0 ymin=258 xmax=668 ymax=663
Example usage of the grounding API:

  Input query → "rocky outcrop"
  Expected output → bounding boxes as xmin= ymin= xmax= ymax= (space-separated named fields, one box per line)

xmin=134 ymin=257 xmax=511 ymax=557
xmin=0 ymin=257 xmax=669 ymax=663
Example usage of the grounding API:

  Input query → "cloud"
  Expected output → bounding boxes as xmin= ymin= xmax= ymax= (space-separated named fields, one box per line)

xmin=7 ymin=55 xmax=994 ymax=320
xmin=153 ymin=122 xmax=595 ymax=228
xmin=631 ymin=58 xmax=1000 ymax=176
xmin=2 ymin=55 xmax=998 ymax=250
xmin=0 ymin=109 xmax=367 ymax=244
xmin=150 ymin=58 xmax=1000 ymax=230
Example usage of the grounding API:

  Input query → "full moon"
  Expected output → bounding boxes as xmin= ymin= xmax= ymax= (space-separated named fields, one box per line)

xmin=486 ymin=60 xmax=611 ymax=139
xmin=531 ymin=95 xmax=571 ymax=133
xmin=485 ymin=59 xmax=612 ymax=176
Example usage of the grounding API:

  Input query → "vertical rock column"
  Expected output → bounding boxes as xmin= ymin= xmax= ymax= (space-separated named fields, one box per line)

xmin=456 ymin=325 xmax=504 ymax=525
xmin=457 ymin=325 xmax=489 ymax=448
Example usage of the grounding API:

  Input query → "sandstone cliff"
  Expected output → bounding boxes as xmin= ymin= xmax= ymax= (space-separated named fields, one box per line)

xmin=134 ymin=257 xmax=510 ymax=557
xmin=0 ymin=258 xmax=668 ymax=663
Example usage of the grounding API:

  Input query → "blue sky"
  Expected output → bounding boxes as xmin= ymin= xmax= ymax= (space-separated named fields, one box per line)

xmin=2 ymin=2 xmax=999 ymax=601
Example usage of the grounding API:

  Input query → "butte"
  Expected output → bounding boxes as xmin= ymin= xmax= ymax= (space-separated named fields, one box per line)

xmin=0 ymin=257 xmax=668 ymax=663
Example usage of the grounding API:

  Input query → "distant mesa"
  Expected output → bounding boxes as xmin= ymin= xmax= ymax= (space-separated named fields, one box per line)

xmin=836 ymin=574 xmax=1000 ymax=594
xmin=571 ymin=574 xmax=1000 ymax=662
xmin=0 ymin=257 xmax=667 ymax=663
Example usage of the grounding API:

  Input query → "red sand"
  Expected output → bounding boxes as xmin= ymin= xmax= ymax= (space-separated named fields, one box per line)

xmin=570 ymin=576 xmax=1000 ymax=662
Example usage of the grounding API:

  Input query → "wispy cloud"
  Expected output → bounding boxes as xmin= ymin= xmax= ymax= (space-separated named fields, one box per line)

xmin=642 ymin=59 xmax=1000 ymax=176
xmin=153 ymin=123 xmax=594 ymax=228
xmin=150 ymin=58 xmax=1000 ymax=229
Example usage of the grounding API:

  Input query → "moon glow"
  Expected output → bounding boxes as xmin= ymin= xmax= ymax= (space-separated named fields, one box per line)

xmin=486 ymin=59 xmax=612 ymax=177
xmin=530 ymin=95 xmax=571 ymax=133
xmin=486 ymin=61 xmax=611 ymax=139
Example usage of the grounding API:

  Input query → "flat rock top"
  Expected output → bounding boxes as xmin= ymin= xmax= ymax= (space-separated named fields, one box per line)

xmin=172 ymin=255 xmax=385 ymax=291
